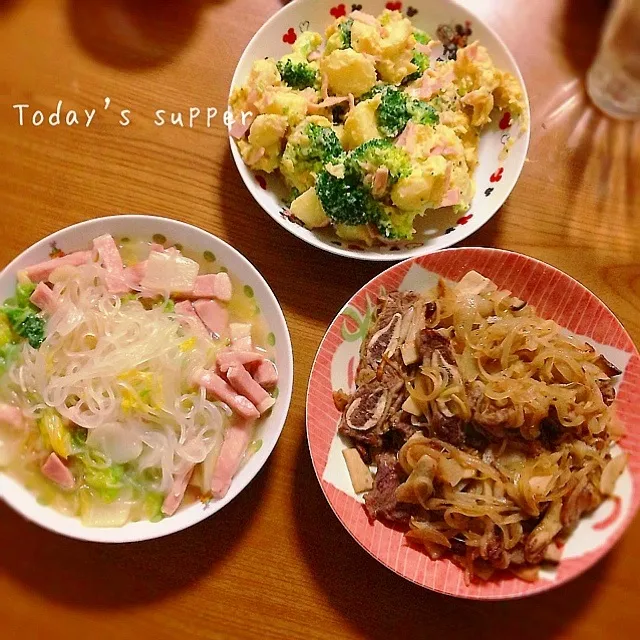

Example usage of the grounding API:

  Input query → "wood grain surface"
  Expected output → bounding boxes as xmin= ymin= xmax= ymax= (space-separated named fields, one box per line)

xmin=0 ymin=0 xmax=639 ymax=638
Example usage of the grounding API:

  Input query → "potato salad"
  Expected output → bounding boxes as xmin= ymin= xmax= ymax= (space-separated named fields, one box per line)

xmin=230 ymin=9 xmax=526 ymax=245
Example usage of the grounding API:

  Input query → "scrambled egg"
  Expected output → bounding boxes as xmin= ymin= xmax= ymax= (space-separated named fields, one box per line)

xmin=230 ymin=9 xmax=526 ymax=245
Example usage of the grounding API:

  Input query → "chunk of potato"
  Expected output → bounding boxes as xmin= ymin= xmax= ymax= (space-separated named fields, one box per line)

xmin=319 ymin=49 xmax=377 ymax=98
xmin=343 ymin=95 xmax=382 ymax=150
xmin=290 ymin=188 xmax=330 ymax=228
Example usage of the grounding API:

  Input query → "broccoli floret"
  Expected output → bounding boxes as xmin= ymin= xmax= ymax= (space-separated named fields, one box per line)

xmin=368 ymin=85 xmax=410 ymax=137
xmin=276 ymin=59 xmax=318 ymax=90
xmin=315 ymin=140 xmax=411 ymax=229
xmin=284 ymin=123 xmax=343 ymax=178
xmin=367 ymin=85 xmax=439 ymax=136
xmin=348 ymin=139 xmax=412 ymax=182
xmin=315 ymin=168 xmax=383 ymax=226
xmin=404 ymin=50 xmax=429 ymax=84
xmin=407 ymin=99 xmax=439 ymax=126
xmin=338 ymin=18 xmax=354 ymax=49
xmin=17 ymin=315 xmax=45 ymax=348
xmin=377 ymin=208 xmax=417 ymax=240
xmin=414 ymin=29 xmax=431 ymax=45
xmin=2 ymin=281 xmax=46 ymax=349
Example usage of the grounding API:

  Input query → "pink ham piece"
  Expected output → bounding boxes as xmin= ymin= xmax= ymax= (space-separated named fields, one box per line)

xmin=175 ymin=300 xmax=210 ymax=338
xmin=418 ymin=69 xmax=455 ymax=100
xmin=226 ymin=365 xmax=275 ymax=414
xmin=230 ymin=323 xmax=252 ymax=352
xmin=396 ymin=121 xmax=417 ymax=154
xmin=350 ymin=10 xmax=379 ymax=26
xmin=429 ymin=144 xmax=458 ymax=157
xmin=210 ymin=419 xmax=255 ymax=499
xmin=161 ymin=465 xmax=194 ymax=516
xmin=321 ymin=72 xmax=329 ymax=100
xmin=93 ymin=234 xmax=129 ymax=294
xmin=29 ymin=282 xmax=57 ymax=313
xmin=372 ymin=166 xmax=389 ymax=197
xmin=149 ymin=243 xmax=165 ymax=253
xmin=217 ymin=350 xmax=265 ymax=373
xmin=245 ymin=146 xmax=265 ymax=165
xmin=252 ymin=360 xmax=278 ymax=390
xmin=0 ymin=403 xmax=23 ymax=429
xmin=193 ymin=369 xmax=260 ymax=420
xmin=308 ymin=96 xmax=350 ymax=113
xmin=186 ymin=273 xmax=233 ymax=302
xmin=193 ymin=299 xmax=228 ymax=337
xmin=21 ymin=250 xmax=92 ymax=283
xmin=229 ymin=112 xmax=256 ymax=140
xmin=41 ymin=452 xmax=74 ymax=490
xmin=123 ymin=261 xmax=147 ymax=289
xmin=308 ymin=51 xmax=321 ymax=62
xmin=440 ymin=188 xmax=461 ymax=207
xmin=415 ymin=40 xmax=441 ymax=56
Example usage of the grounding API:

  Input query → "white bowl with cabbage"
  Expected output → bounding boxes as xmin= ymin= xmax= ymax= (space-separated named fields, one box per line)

xmin=0 ymin=215 xmax=293 ymax=542
xmin=229 ymin=0 xmax=530 ymax=261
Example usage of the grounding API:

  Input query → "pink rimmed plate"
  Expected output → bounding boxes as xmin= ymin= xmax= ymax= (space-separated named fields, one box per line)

xmin=306 ymin=247 xmax=640 ymax=599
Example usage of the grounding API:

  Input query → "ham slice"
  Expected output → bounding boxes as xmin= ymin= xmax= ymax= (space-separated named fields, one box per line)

xmin=396 ymin=121 xmax=417 ymax=154
xmin=418 ymin=69 xmax=454 ymax=100
xmin=440 ymin=188 xmax=461 ymax=207
xmin=192 ymin=273 xmax=232 ymax=301
xmin=217 ymin=350 xmax=265 ymax=373
xmin=93 ymin=234 xmax=129 ymax=295
xmin=0 ymin=403 xmax=23 ymax=429
xmin=21 ymin=250 xmax=92 ymax=283
xmin=193 ymin=369 xmax=260 ymax=419
xmin=29 ymin=282 xmax=57 ymax=313
xmin=161 ymin=465 xmax=194 ymax=516
xmin=252 ymin=360 xmax=278 ymax=390
xmin=123 ymin=261 xmax=147 ymax=289
xmin=321 ymin=72 xmax=329 ymax=100
xmin=210 ymin=419 xmax=255 ymax=499
xmin=415 ymin=40 xmax=441 ymax=56
xmin=429 ymin=144 xmax=458 ymax=156
xmin=350 ymin=10 xmax=379 ymax=26
xmin=41 ymin=452 xmax=74 ymax=490
xmin=175 ymin=300 xmax=210 ymax=338
xmin=193 ymin=299 xmax=228 ymax=337
xmin=372 ymin=166 xmax=389 ymax=197
xmin=227 ymin=365 xmax=275 ymax=414
xmin=230 ymin=119 xmax=252 ymax=140
xmin=308 ymin=96 xmax=350 ymax=113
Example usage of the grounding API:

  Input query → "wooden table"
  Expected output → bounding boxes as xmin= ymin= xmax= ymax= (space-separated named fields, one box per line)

xmin=0 ymin=0 xmax=638 ymax=638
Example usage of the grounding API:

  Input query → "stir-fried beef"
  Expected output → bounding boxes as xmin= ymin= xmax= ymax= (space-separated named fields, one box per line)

xmin=417 ymin=328 xmax=456 ymax=365
xmin=364 ymin=452 xmax=413 ymax=523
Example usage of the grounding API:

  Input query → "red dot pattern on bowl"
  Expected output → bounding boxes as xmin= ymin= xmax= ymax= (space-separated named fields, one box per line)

xmin=307 ymin=248 xmax=640 ymax=599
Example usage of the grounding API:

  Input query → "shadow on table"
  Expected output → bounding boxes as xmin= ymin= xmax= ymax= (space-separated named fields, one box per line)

xmin=560 ymin=0 xmax=610 ymax=75
xmin=66 ymin=0 xmax=226 ymax=70
xmin=292 ymin=433 xmax=610 ymax=639
xmin=0 ymin=456 xmax=273 ymax=608
xmin=0 ymin=0 xmax=19 ymax=15
xmin=218 ymin=150 xmax=382 ymax=327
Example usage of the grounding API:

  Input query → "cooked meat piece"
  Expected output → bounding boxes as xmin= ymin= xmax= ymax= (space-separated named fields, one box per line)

xmin=594 ymin=353 xmax=622 ymax=377
xmin=364 ymin=452 xmax=413 ymax=523
xmin=383 ymin=410 xmax=420 ymax=450
xmin=417 ymin=328 xmax=456 ymax=365
xmin=338 ymin=381 xmax=398 ymax=448
xmin=561 ymin=480 xmax=601 ymax=530
xmin=429 ymin=411 xmax=465 ymax=446
xmin=360 ymin=292 xmax=419 ymax=370
xmin=333 ymin=389 xmax=351 ymax=412
xmin=597 ymin=378 xmax=616 ymax=407
xmin=540 ymin=414 xmax=563 ymax=449
xmin=467 ymin=381 xmax=516 ymax=438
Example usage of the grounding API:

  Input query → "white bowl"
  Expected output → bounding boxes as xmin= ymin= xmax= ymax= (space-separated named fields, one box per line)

xmin=0 ymin=215 xmax=293 ymax=542
xmin=229 ymin=0 xmax=530 ymax=261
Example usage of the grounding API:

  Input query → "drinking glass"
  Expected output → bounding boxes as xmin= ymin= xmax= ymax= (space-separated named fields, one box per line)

xmin=586 ymin=0 xmax=640 ymax=120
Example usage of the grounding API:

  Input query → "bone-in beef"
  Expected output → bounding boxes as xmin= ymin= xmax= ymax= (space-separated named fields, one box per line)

xmin=417 ymin=328 xmax=456 ymax=365
xmin=364 ymin=452 xmax=413 ymax=523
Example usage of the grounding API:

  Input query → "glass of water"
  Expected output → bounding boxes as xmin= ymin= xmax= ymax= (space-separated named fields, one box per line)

xmin=586 ymin=0 xmax=640 ymax=120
